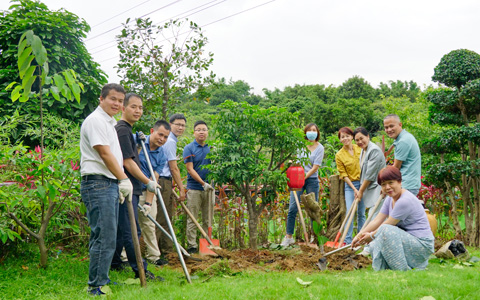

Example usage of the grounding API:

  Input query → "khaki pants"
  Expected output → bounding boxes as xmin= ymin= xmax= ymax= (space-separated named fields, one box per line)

xmin=157 ymin=178 xmax=173 ymax=254
xmin=186 ymin=189 xmax=209 ymax=249
xmin=138 ymin=191 xmax=161 ymax=261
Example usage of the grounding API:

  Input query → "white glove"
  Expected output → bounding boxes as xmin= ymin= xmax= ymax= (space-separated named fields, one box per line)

xmin=146 ymin=180 xmax=161 ymax=193
xmin=141 ymin=203 xmax=152 ymax=216
xmin=203 ymin=182 xmax=214 ymax=191
xmin=118 ymin=178 xmax=133 ymax=204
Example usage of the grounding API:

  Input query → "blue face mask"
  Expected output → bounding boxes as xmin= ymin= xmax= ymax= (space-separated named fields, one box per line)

xmin=306 ymin=131 xmax=318 ymax=141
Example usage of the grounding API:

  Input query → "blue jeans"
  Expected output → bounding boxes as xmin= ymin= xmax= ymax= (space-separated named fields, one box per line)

xmin=81 ymin=178 xmax=119 ymax=287
xmin=111 ymin=194 xmax=147 ymax=274
xmin=286 ymin=177 xmax=319 ymax=235
xmin=344 ymin=181 xmax=365 ymax=244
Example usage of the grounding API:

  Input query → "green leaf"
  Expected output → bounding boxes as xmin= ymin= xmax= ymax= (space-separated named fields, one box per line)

xmin=50 ymin=86 xmax=60 ymax=100
xmin=20 ymin=75 xmax=36 ymax=102
xmin=30 ymin=34 xmax=48 ymax=65
xmin=18 ymin=54 xmax=34 ymax=78
xmin=36 ymin=185 xmax=46 ymax=200
xmin=17 ymin=46 xmax=33 ymax=74
xmin=22 ymin=65 xmax=36 ymax=86
xmin=11 ymin=85 xmax=22 ymax=102
xmin=17 ymin=37 xmax=28 ymax=58
xmin=71 ymin=83 xmax=81 ymax=103
xmin=53 ymin=74 xmax=65 ymax=89
xmin=5 ymin=81 xmax=17 ymax=90
xmin=63 ymin=70 xmax=75 ymax=88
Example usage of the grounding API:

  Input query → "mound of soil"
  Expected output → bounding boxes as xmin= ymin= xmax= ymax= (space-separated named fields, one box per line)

xmin=165 ymin=245 xmax=371 ymax=274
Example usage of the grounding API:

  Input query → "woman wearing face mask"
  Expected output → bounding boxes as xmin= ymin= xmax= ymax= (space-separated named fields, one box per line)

xmin=281 ymin=123 xmax=324 ymax=247
xmin=335 ymin=127 xmax=362 ymax=244
xmin=352 ymin=166 xmax=434 ymax=271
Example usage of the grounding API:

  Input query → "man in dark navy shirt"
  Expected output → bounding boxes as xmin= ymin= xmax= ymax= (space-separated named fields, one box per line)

xmin=112 ymin=93 xmax=162 ymax=281
xmin=182 ymin=120 xmax=213 ymax=253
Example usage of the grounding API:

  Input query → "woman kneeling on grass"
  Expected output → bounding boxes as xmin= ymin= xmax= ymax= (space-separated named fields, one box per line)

xmin=352 ymin=166 xmax=434 ymax=271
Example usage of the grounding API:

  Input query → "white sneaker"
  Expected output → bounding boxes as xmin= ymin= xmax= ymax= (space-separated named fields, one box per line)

xmin=280 ymin=236 xmax=295 ymax=247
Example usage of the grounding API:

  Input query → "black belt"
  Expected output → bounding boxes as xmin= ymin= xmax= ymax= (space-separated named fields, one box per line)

xmin=81 ymin=174 xmax=118 ymax=184
xmin=159 ymin=176 xmax=172 ymax=181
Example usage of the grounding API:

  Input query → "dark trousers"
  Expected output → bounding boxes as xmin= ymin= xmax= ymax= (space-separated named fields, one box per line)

xmin=111 ymin=194 xmax=148 ymax=273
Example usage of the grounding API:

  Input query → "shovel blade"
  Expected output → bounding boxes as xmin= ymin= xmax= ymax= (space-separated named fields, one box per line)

xmin=324 ymin=241 xmax=344 ymax=248
xmin=199 ymin=238 xmax=220 ymax=256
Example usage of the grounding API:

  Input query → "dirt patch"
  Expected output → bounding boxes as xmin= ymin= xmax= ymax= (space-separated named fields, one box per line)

xmin=165 ymin=245 xmax=371 ymax=274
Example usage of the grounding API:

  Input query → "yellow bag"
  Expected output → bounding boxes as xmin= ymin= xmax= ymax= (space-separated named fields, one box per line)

xmin=425 ymin=209 xmax=437 ymax=236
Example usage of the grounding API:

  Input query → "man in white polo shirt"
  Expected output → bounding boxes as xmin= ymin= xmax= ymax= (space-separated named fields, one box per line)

xmin=80 ymin=83 xmax=133 ymax=296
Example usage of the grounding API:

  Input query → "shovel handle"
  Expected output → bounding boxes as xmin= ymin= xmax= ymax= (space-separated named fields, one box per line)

xmin=334 ymin=201 xmax=355 ymax=244
xmin=292 ymin=190 xmax=309 ymax=245
xmin=177 ymin=194 xmax=216 ymax=246
xmin=338 ymin=197 xmax=359 ymax=247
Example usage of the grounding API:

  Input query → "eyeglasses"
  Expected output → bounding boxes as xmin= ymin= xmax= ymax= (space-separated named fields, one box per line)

xmin=194 ymin=129 xmax=208 ymax=132
xmin=172 ymin=123 xmax=186 ymax=128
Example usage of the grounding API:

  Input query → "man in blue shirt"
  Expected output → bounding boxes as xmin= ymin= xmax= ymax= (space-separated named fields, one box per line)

xmin=384 ymin=114 xmax=422 ymax=198
xmin=183 ymin=120 xmax=214 ymax=253
xmin=157 ymin=114 xmax=187 ymax=257
xmin=137 ymin=120 xmax=170 ymax=266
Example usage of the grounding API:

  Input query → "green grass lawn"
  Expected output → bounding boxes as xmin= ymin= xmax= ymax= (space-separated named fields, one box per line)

xmin=1 ymin=247 xmax=480 ymax=300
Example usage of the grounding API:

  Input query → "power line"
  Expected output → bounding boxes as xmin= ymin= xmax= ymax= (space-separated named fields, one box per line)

xmin=86 ymin=0 xmax=182 ymax=42
xmin=90 ymin=0 xmax=223 ymax=53
xmin=98 ymin=0 xmax=277 ymax=63
xmin=91 ymin=0 xmax=152 ymax=28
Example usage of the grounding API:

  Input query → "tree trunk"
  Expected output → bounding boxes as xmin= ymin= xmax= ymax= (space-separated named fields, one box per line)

xmin=38 ymin=236 xmax=48 ymax=268
xmin=248 ymin=212 xmax=260 ymax=250
xmin=326 ymin=175 xmax=346 ymax=239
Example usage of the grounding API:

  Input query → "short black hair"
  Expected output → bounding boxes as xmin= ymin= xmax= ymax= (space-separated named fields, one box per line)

xmin=353 ymin=127 xmax=369 ymax=138
xmin=194 ymin=120 xmax=208 ymax=130
xmin=124 ymin=93 xmax=143 ymax=106
xmin=169 ymin=113 xmax=186 ymax=124
xmin=153 ymin=120 xmax=171 ymax=131
xmin=101 ymin=83 xmax=125 ymax=99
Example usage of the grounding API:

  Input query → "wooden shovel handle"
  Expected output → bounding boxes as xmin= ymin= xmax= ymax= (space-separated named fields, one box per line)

xmin=126 ymin=200 xmax=146 ymax=287
xmin=292 ymin=191 xmax=309 ymax=245
xmin=334 ymin=199 xmax=356 ymax=243
xmin=176 ymin=194 xmax=216 ymax=246
xmin=338 ymin=197 xmax=359 ymax=247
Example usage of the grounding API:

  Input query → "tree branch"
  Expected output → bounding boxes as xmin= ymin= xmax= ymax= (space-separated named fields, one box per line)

xmin=8 ymin=212 xmax=39 ymax=240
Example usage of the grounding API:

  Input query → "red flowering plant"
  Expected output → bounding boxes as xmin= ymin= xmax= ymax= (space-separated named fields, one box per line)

xmin=0 ymin=145 xmax=81 ymax=267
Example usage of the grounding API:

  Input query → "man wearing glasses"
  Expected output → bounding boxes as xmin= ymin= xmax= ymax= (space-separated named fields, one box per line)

xmin=183 ymin=120 xmax=214 ymax=254
xmin=155 ymin=114 xmax=187 ymax=260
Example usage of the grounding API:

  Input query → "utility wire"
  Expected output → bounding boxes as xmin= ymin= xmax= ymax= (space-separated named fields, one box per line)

xmin=91 ymin=0 xmax=152 ymax=28
xmin=90 ymin=0 xmax=223 ymax=53
xmin=86 ymin=0 xmax=181 ymax=41
xmin=98 ymin=0 xmax=276 ymax=63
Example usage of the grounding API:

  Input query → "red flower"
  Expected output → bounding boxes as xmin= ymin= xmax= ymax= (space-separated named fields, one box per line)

xmin=70 ymin=161 xmax=79 ymax=170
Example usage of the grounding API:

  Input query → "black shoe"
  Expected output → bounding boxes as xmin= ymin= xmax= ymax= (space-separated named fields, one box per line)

xmin=187 ymin=247 xmax=198 ymax=254
xmin=110 ymin=264 xmax=126 ymax=272
xmin=135 ymin=270 xmax=165 ymax=282
xmin=152 ymin=258 xmax=168 ymax=266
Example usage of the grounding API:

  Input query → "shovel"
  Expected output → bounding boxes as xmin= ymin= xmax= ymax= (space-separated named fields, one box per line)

xmin=291 ymin=189 xmax=311 ymax=246
xmin=199 ymin=188 xmax=221 ymax=255
xmin=324 ymin=198 xmax=355 ymax=248
xmin=137 ymin=204 xmax=202 ymax=261
xmin=174 ymin=191 xmax=221 ymax=256
xmin=138 ymin=137 xmax=191 ymax=283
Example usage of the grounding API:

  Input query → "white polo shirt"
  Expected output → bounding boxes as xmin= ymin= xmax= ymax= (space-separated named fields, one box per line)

xmin=80 ymin=106 xmax=123 ymax=179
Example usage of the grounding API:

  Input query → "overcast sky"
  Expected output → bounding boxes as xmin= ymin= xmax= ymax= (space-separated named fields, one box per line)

xmin=2 ymin=0 xmax=480 ymax=94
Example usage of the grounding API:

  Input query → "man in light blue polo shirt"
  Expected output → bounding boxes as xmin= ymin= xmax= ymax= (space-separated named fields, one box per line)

xmin=183 ymin=120 xmax=213 ymax=254
xmin=384 ymin=114 xmax=421 ymax=198
xmin=157 ymin=114 xmax=187 ymax=256
xmin=137 ymin=120 xmax=170 ymax=266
